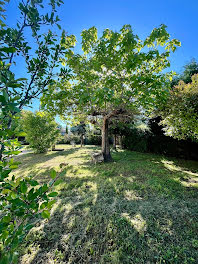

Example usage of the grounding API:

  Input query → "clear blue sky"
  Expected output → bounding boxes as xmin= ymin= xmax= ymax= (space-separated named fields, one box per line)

xmin=5 ymin=0 xmax=198 ymax=126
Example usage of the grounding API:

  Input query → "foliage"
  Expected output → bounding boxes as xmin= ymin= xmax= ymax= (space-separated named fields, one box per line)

xmin=160 ymin=74 xmax=198 ymax=141
xmin=22 ymin=111 xmax=60 ymax=153
xmin=71 ymin=122 xmax=86 ymax=146
xmin=171 ymin=59 xmax=198 ymax=86
xmin=0 ymin=0 xmax=71 ymax=159
xmin=43 ymin=24 xmax=181 ymax=116
xmin=122 ymin=125 xmax=149 ymax=153
xmin=70 ymin=122 xmax=86 ymax=136
xmin=122 ymin=118 xmax=198 ymax=160
xmin=0 ymin=161 xmax=59 ymax=263
xmin=42 ymin=24 xmax=180 ymax=160
xmin=0 ymin=0 xmax=65 ymax=262
xmin=85 ymin=134 xmax=102 ymax=145
xmin=57 ymin=134 xmax=81 ymax=145
xmin=56 ymin=130 xmax=103 ymax=145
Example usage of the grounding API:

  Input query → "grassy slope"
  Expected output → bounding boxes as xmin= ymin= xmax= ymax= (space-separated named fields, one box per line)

xmin=15 ymin=145 xmax=198 ymax=264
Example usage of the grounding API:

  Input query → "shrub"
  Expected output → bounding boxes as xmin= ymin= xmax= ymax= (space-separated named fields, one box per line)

xmin=123 ymin=118 xmax=198 ymax=160
xmin=22 ymin=111 xmax=60 ymax=153
xmin=122 ymin=128 xmax=148 ymax=153
xmin=57 ymin=134 xmax=81 ymax=144
xmin=85 ymin=134 xmax=102 ymax=145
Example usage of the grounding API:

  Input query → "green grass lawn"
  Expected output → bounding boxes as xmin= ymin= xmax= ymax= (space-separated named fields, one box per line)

xmin=15 ymin=145 xmax=198 ymax=264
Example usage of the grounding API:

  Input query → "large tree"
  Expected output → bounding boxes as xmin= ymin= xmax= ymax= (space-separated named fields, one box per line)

xmin=42 ymin=24 xmax=180 ymax=161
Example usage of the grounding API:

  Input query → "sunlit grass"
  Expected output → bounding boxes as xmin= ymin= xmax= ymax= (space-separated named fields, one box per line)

xmin=15 ymin=145 xmax=198 ymax=264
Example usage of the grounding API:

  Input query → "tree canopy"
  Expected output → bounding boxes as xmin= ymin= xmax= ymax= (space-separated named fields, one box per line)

xmin=171 ymin=59 xmax=198 ymax=87
xmin=42 ymin=24 xmax=180 ymax=160
xmin=161 ymin=74 xmax=198 ymax=141
xmin=43 ymin=24 xmax=180 ymax=117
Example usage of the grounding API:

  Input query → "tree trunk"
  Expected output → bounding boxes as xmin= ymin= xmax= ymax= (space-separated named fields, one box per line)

xmin=120 ymin=135 xmax=124 ymax=149
xmin=102 ymin=117 xmax=112 ymax=162
xmin=113 ymin=134 xmax=117 ymax=151
xmin=80 ymin=135 xmax=84 ymax=147
xmin=52 ymin=144 xmax=56 ymax=151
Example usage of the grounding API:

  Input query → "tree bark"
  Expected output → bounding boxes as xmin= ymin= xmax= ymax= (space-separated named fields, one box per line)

xmin=120 ymin=135 xmax=124 ymax=149
xmin=113 ymin=134 xmax=117 ymax=151
xmin=80 ymin=134 xmax=84 ymax=147
xmin=102 ymin=117 xmax=112 ymax=162
xmin=52 ymin=144 xmax=56 ymax=151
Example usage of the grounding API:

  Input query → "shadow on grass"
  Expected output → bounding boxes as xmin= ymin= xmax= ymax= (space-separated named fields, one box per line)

xmin=15 ymin=147 xmax=81 ymax=171
xmin=20 ymin=149 xmax=198 ymax=264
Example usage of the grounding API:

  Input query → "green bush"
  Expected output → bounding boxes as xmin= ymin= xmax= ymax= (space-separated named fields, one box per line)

xmin=22 ymin=111 xmax=60 ymax=153
xmin=122 ymin=118 xmax=198 ymax=160
xmin=57 ymin=134 xmax=81 ymax=144
xmin=122 ymin=128 xmax=148 ymax=153
xmin=85 ymin=134 xmax=102 ymax=145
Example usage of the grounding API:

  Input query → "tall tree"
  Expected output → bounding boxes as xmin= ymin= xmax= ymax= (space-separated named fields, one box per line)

xmin=42 ymin=24 xmax=180 ymax=161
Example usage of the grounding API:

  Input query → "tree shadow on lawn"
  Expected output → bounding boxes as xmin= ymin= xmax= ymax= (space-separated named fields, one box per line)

xmin=20 ymin=150 xmax=198 ymax=264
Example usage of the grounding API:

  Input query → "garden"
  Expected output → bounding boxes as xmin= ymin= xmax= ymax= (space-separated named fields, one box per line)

xmin=0 ymin=0 xmax=198 ymax=263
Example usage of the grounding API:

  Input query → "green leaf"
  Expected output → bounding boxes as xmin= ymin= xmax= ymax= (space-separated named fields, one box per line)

xmin=50 ymin=169 xmax=56 ymax=179
xmin=40 ymin=202 xmax=47 ymax=210
xmin=11 ymin=192 xmax=18 ymax=199
xmin=0 ymin=47 xmax=16 ymax=53
xmin=20 ymin=182 xmax=28 ymax=193
xmin=54 ymin=179 xmax=63 ymax=186
xmin=25 ymin=224 xmax=34 ymax=231
xmin=9 ymin=164 xmax=19 ymax=169
xmin=3 ymin=90 xmax=9 ymax=102
xmin=2 ymin=189 xmax=11 ymax=194
xmin=15 ymin=132 xmax=27 ymax=137
xmin=41 ymin=210 xmax=50 ymax=219
xmin=1 ymin=230 xmax=9 ymax=240
xmin=2 ymin=215 xmax=11 ymax=223
xmin=29 ymin=180 xmax=39 ymax=186
xmin=0 ymin=254 xmax=9 ymax=264
xmin=48 ymin=191 xmax=58 ymax=197
xmin=10 ymin=150 xmax=21 ymax=155
xmin=16 ymin=78 xmax=27 ymax=81
xmin=47 ymin=200 xmax=56 ymax=209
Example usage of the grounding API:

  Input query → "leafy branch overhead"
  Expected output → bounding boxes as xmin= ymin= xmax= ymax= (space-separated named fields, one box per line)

xmin=0 ymin=0 xmax=66 ymax=263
